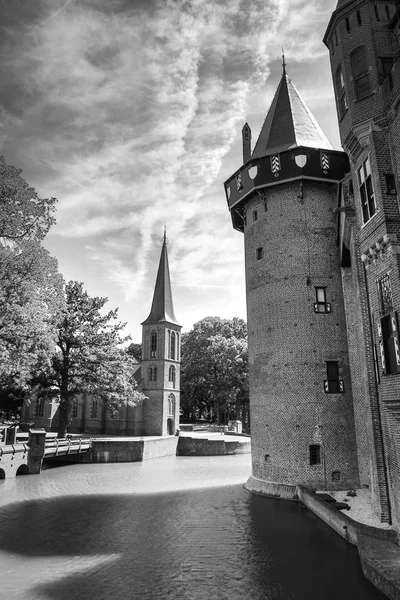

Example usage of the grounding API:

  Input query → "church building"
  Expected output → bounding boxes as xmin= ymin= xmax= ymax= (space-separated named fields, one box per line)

xmin=22 ymin=232 xmax=181 ymax=437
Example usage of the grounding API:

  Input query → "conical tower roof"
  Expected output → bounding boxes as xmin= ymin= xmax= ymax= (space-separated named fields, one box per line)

xmin=142 ymin=232 xmax=180 ymax=326
xmin=252 ymin=74 xmax=332 ymax=158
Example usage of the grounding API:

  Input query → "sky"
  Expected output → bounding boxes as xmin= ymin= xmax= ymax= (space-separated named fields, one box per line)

xmin=0 ymin=0 xmax=341 ymax=342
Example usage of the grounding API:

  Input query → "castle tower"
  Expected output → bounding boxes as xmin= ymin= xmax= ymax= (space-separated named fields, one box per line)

xmin=224 ymin=70 xmax=360 ymax=497
xmin=324 ymin=0 xmax=400 ymax=525
xmin=141 ymin=232 xmax=181 ymax=436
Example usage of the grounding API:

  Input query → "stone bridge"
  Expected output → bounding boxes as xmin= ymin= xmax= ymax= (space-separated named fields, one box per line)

xmin=0 ymin=427 xmax=91 ymax=479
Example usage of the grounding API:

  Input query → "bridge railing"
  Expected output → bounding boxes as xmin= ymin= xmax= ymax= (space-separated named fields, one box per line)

xmin=44 ymin=437 xmax=92 ymax=457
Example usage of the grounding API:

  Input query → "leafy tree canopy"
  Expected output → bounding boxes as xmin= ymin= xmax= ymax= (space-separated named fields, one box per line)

xmin=126 ymin=342 xmax=142 ymax=362
xmin=35 ymin=282 xmax=146 ymax=437
xmin=180 ymin=317 xmax=249 ymax=425
xmin=0 ymin=156 xmax=56 ymax=244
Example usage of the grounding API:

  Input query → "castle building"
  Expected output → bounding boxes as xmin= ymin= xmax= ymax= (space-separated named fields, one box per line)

xmin=225 ymin=0 xmax=400 ymax=530
xmin=22 ymin=233 xmax=181 ymax=437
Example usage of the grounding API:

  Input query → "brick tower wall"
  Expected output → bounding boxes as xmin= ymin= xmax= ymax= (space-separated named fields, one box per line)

xmin=244 ymin=179 xmax=360 ymax=490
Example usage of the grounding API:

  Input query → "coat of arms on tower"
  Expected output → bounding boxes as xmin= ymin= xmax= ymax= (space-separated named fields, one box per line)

xmin=321 ymin=152 xmax=330 ymax=174
xmin=270 ymin=154 xmax=281 ymax=176
xmin=236 ymin=173 xmax=243 ymax=191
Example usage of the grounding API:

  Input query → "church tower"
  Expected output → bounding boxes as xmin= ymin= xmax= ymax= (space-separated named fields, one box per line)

xmin=225 ymin=69 xmax=360 ymax=497
xmin=141 ymin=232 xmax=181 ymax=436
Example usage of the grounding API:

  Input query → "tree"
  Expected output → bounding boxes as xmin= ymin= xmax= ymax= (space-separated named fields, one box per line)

xmin=180 ymin=317 xmax=249 ymax=426
xmin=0 ymin=157 xmax=62 ymax=416
xmin=36 ymin=282 xmax=146 ymax=437
xmin=126 ymin=342 xmax=142 ymax=362
xmin=0 ymin=156 xmax=56 ymax=245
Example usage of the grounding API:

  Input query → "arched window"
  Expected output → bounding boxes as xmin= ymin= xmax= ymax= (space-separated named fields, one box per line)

xmin=168 ymin=330 xmax=171 ymax=358
xmin=170 ymin=331 xmax=176 ymax=360
xmin=168 ymin=393 xmax=176 ymax=416
xmin=151 ymin=330 xmax=157 ymax=358
xmin=350 ymin=46 xmax=371 ymax=100
xmin=176 ymin=333 xmax=179 ymax=360
xmin=169 ymin=365 xmax=176 ymax=387
xmin=148 ymin=365 xmax=157 ymax=382
xmin=335 ymin=65 xmax=347 ymax=118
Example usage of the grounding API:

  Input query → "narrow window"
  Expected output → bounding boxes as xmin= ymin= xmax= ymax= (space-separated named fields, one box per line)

xmin=169 ymin=365 xmax=176 ymax=386
xmin=378 ymin=310 xmax=400 ymax=375
xmin=314 ymin=287 xmax=331 ymax=313
xmin=345 ymin=16 xmax=350 ymax=32
xmin=151 ymin=330 xmax=157 ymax=358
xmin=176 ymin=333 xmax=180 ymax=361
xmin=256 ymin=247 xmax=263 ymax=260
xmin=332 ymin=471 xmax=341 ymax=481
xmin=385 ymin=5 xmax=390 ymax=20
xmin=335 ymin=65 xmax=348 ymax=118
xmin=168 ymin=393 xmax=175 ymax=416
xmin=253 ymin=210 xmax=258 ymax=222
xmin=374 ymin=4 xmax=380 ymax=20
xmin=334 ymin=30 xmax=338 ymax=46
xmin=324 ymin=361 xmax=344 ymax=393
xmin=379 ymin=273 xmax=393 ymax=315
xmin=170 ymin=331 xmax=176 ymax=360
xmin=72 ymin=403 xmax=78 ymax=418
xmin=385 ymin=174 xmax=396 ymax=195
xmin=35 ymin=398 xmax=45 ymax=418
xmin=351 ymin=46 xmax=372 ymax=100
xmin=309 ymin=445 xmax=321 ymax=465
xmin=358 ymin=156 xmax=376 ymax=223
xmin=90 ymin=400 xmax=98 ymax=419
xmin=148 ymin=365 xmax=157 ymax=382
xmin=357 ymin=9 xmax=362 ymax=25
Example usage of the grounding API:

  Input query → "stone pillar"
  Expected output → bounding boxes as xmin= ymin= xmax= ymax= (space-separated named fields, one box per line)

xmin=27 ymin=429 xmax=46 ymax=474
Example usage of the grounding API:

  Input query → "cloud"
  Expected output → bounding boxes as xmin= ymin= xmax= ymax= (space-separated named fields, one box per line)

xmin=0 ymin=0 xmax=338 ymax=336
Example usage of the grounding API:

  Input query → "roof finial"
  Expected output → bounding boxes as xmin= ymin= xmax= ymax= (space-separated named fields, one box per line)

xmin=163 ymin=224 xmax=168 ymax=246
xmin=282 ymin=47 xmax=286 ymax=76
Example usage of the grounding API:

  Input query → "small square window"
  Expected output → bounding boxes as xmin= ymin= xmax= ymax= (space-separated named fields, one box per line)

xmin=385 ymin=174 xmax=396 ymax=195
xmin=332 ymin=470 xmax=341 ymax=482
xmin=309 ymin=445 xmax=321 ymax=465
xmin=256 ymin=247 xmax=263 ymax=260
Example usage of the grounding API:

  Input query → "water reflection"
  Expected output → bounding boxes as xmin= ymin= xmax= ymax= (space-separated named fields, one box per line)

xmin=0 ymin=456 xmax=385 ymax=600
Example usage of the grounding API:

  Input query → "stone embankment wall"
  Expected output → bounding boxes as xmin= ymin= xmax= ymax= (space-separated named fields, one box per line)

xmin=176 ymin=436 xmax=250 ymax=456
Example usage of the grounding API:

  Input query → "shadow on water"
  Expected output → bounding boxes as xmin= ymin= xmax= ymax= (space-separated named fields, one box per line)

xmin=0 ymin=484 xmax=386 ymax=600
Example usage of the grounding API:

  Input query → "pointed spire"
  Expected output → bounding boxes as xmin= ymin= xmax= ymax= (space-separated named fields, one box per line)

xmin=282 ymin=48 xmax=286 ymax=76
xmin=252 ymin=73 xmax=332 ymax=158
xmin=142 ymin=232 xmax=180 ymax=326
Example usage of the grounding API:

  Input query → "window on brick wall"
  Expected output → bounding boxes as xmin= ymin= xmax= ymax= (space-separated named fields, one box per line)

xmin=253 ymin=210 xmax=258 ymax=222
xmin=324 ymin=361 xmax=344 ymax=393
xmin=151 ymin=330 xmax=157 ymax=358
xmin=358 ymin=156 xmax=376 ymax=223
xmin=334 ymin=30 xmax=338 ymax=46
xmin=35 ymin=398 xmax=45 ymax=418
xmin=169 ymin=365 xmax=176 ymax=387
xmin=385 ymin=173 xmax=396 ymax=195
xmin=309 ymin=445 xmax=321 ymax=465
xmin=380 ymin=57 xmax=394 ymax=90
xmin=335 ymin=65 xmax=348 ymax=118
xmin=148 ymin=365 xmax=157 ymax=382
xmin=356 ymin=9 xmax=362 ymax=25
xmin=345 ymin=16 xmax=350 ymax=31
xmin=351 ymin=46 xmax=372 ymax=100
xmin=90 ymin=400 xmax=98 ymax=419
xmin=374 ymin=4 xmax=380 ymax=20
xmin=314 ymin=287 xmax=331 ymax=313
xmin=377 ymin=274 xmax=400 ymax=374
xmin=385 ymin=5 xmax=390 ymax=20
xmin=256 ymin=247 xmax=263 ymax=260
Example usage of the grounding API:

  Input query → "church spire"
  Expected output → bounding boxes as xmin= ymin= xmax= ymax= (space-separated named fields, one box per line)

xmin=251 ymin=72 xmax=332 ymax=158
xmin=142 ymin=232 xmax=180 ymax=326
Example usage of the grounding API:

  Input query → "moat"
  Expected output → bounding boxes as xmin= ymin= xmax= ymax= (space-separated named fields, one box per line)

xmin=0 ymin=454 xmax=385 ymax=600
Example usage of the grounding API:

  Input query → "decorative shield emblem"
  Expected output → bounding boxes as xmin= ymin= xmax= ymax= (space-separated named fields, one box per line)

xmin=295 ymin=154 xmax=307 ymax=168
xmin=270 ymin=154 xmax=280 ymax=177
xmin=248 ymin=166 xmax=258 ymax=180
xmin=236 ymin=173 xmax=243 ymax=191
xmin=226 ymin=186 xmax=231 ymax=199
